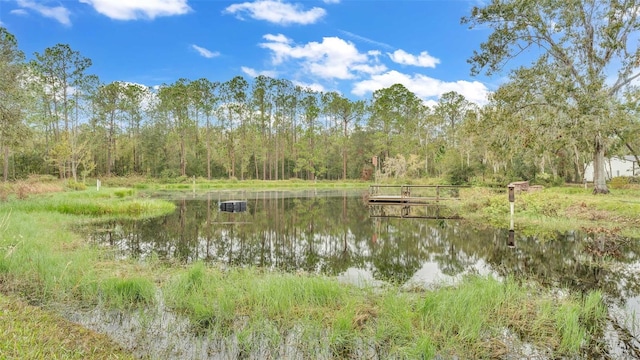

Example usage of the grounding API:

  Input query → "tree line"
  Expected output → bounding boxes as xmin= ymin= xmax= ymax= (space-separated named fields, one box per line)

xmin=1 ymin=1 xmax=640 ymax=193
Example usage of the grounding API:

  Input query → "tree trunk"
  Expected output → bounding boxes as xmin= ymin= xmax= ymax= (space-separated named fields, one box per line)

xmin=3 ymin=146 xmax=8 ymax=182
xmin=573 ymin=144 xmax=583 ymax=183
xmin=592 ymin=133 xmax=609 ymax=194
xmin=180 ymin=137 xmax=186 ymax=177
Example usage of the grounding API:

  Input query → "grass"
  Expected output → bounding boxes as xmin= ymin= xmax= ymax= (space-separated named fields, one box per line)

xmin=100 ymin=277 xmax=157 ymax=308
xmin=0 ymin=293 xmax=135 ymax=360
xmin=453 ymin=186 xmax=640 ymax=239
xmin=97 ymin=176 xmax=372 ymax=191
xmin=3 ymin=187 xmax=175 ymax=218
xmin=163 ymin=262 xmax=606 ymax=359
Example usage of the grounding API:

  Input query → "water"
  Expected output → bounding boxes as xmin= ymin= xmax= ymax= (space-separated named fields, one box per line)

xmin=80 ymin=189 xmax=640 ymax=357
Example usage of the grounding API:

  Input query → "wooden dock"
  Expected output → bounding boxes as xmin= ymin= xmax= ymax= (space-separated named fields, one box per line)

xmin=367 ymin=185 xmax=465 ymax=205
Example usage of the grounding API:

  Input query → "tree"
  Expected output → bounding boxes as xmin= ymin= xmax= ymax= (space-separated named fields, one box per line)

xmin=295 ymin=89 xmax=322 ymax=180
xmin=434 ymin=91 xmax=473 ymax=148
xmin=94 ymin=81 xmax=123 ymax=177
xmin=157 ymin=79 xmax=194 ymax=177
xmin=30 ymin=44 xmax=92 ymax=179
xmin=218 ymin=76 xmax=249 ymax=179
xmin=368 ymin=84 xmax=427 ymax=165
xmin=322 ymin=92 xmax=365 ymax=180
xmin=251 ymin=75 xmax=274 ymax=180
xmin=463 ymin=0 xmax=640 ymax=194
xmin=0 ymin=28 xmax=27 ymax=181
xmin=190 ymin=78 xmax=219 ymax=180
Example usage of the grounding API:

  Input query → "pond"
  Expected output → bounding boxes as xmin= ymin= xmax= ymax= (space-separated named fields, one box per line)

xmin=83 ymin=189 xmax=640 ymax=357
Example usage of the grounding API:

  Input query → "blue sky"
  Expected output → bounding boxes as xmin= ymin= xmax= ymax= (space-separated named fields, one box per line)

xmin=0 ymin=0 xmax=497 ymax=106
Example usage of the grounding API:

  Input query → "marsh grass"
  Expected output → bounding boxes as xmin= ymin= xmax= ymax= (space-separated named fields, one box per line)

xmin=0 ymin=293 xmax=134 ymax=360
xmin=1 ymin=188 xmax=175 ymax=218
xmin=164 ymin=263 xmax=606 ymax=359
xmin=0 ymin=189 xmax=174 ymax=306
xmin=100 ymin=277 xmax=156 ymax=308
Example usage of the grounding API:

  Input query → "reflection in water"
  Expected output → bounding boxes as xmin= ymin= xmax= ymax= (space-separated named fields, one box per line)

xmin=87 ymin=190 xmax=640 ymax=293
xmin=87 ymin=190 xmax=640 ymax=310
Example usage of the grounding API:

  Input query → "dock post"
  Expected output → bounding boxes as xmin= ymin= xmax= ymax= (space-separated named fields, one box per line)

xmin=508 ymin=185 xmax=515 ymax=230
xmin=508 ymin=185 xmax=516 ymax=247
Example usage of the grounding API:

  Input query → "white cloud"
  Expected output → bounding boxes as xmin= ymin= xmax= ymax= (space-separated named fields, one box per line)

xmin=388 ymin=49 xmax=440 ymax=68
xmin=10 ymin=9 xmax=28 ymax=16
xmin=79 ymin=0 xmax=191 ymax=20
xmin=241 ymin=66 xmax=278 ymax=78
xmin=352 ymin=70 xmax=490 ymax=105
xmin=191 ymin=45 xmax=219 ymax=59
xmin=259 ymin=34 xmax=386 ymax=80
xmin=16 ymin=0 xmax=71 ymax=26
xmin=224 ymin=0 xmax=326 ymax=25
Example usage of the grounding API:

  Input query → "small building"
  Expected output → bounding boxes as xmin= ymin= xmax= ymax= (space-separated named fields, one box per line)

xmin=584 ymin=156 xmax=639 ymax=182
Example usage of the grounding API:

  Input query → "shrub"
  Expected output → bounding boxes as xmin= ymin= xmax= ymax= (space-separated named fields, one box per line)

xmin=609 ymin=176 xmax=630 ymax=189
xmin=533 ymin=173 xmax=564 ymax=187
xmin=66 ymin=180 xmax=87 ymax=191
xmin=447 ymin=164 xmax=475 ymax=185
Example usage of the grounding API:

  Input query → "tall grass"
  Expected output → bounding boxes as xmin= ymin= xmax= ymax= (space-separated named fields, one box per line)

xmin=0 ymin=188 xmax=174 ymax=306
xmin=164 ymin=263 xmax=606 ymax=359
xmin=2 ymin=188 xmax=174 ymax=218
xmin=100 ymin=277 xmax=156 ymax=308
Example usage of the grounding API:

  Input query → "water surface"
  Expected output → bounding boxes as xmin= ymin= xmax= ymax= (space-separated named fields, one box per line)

xmin=82 ymin=189 xmax=640 ymax=357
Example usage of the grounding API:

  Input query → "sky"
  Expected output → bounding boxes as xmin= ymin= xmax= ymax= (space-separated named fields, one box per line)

xmin=0 ymin=0 xmax=499 ymax=106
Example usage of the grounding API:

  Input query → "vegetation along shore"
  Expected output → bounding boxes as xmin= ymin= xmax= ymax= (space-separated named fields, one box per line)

xmin=1 ymin=179 xmax=638 ymax=358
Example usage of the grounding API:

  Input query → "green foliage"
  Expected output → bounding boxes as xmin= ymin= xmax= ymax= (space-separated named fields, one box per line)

xmin=447 ymin=163 xmax=475 ymax=185
xmin=101 ymin=277 xmax=156 ymax=308
xmin=532 ymin=172 xmax=564 ymax=187
xmin=65 ymin=180 xmax=87 ymax=191
xmin=113 ymin=188 xmax=135 ymax=198
xmin=609 ymin=176 xmax=639 ymax=189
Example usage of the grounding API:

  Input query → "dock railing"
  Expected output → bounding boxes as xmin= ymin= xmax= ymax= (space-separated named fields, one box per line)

xmin=368 ymin=184 xmax=467 ymax=205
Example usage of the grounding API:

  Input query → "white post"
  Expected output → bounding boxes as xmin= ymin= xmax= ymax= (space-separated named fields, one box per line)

xmin=509 ymin=202 xmax=515 ymax=230
xmin=508 ymin=184 xmax=515 ymax=247
xmin=96 ymin=179 xmax=101 ymax=191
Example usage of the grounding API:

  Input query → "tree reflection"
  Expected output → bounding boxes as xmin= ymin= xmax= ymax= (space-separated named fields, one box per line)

xmin=85 ymin=190 xmax=640 ymax=303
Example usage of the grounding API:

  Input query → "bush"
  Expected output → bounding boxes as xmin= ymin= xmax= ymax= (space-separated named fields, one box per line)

xmin=609 ymin=176 xmax=633 ymax=189
xmin=532 ymin=173 xmax=564 ymax=187
xmin=65 ymin=180 xmax=87 ymax=191
xmin=447 ymin=164 xmax=475 ymax=185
